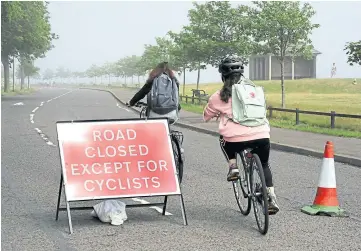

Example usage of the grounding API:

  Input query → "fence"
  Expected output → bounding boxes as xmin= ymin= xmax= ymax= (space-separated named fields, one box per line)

xmin=179 ymin=95 xmax=361 ymax=129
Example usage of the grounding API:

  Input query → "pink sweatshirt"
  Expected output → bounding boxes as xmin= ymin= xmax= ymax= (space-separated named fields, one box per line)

xmin=203 ymin=90 xmax=270 ymax=142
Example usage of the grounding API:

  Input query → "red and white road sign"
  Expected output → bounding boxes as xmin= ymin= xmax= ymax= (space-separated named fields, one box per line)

xmin=56 ymin=119 xmax=181 ymax=201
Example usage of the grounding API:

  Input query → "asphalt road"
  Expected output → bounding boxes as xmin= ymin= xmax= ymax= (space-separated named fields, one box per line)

xmin=2 ymin=87 xmax=361 ymax=251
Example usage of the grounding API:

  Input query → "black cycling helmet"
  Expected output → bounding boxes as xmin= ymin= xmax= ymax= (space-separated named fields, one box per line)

xmin=218 ymin=56 xmax=244 ymax=77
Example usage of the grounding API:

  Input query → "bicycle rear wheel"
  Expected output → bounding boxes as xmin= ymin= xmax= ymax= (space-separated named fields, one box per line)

xmin=171 ymin=134 xmax=184 ymax=184
xmin=232 ymin=152 xmax=251 ymax=215
xmin=250 ymin=153 xmax=269 ymax=235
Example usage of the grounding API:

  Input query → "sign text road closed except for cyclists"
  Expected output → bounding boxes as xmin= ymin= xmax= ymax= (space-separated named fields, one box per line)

xmin=56 ymin=119 xmax=181 ymax=201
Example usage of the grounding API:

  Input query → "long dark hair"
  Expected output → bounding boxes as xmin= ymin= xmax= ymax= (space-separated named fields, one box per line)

xmin=148 ymin=62 xmax=175 ymax=82
xmin=220 ymin=73 xmax=242 ymax=103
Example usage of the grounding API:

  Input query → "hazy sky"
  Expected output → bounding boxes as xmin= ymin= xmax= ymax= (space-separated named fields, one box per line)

xmin=35 ymin=1 xmax=361 ymax=83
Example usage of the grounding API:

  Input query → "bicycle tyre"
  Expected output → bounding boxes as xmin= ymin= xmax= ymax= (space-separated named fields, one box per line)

xmin=232 ymin=152 xmax=251 ymax=215
xmin=171 ymin=134 xmax=184 ymax=184
xmin=250 ymin=153 xmax=269 ymax=235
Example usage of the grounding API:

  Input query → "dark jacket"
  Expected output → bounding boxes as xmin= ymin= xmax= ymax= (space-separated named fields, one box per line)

xmin=129 ymin=73 xmax=181 ymax=111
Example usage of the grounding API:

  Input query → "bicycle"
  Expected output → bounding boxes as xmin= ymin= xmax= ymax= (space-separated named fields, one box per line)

xmin=134 ymin=101 xmax=184 ymax=184
xmin=232 ymin=148 xmax=269 ymax=235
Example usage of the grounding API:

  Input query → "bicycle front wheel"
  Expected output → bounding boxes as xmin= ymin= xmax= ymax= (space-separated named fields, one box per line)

xmin=250 ymin=153 xmax=269 ymax=235
xmin=140 ymin=107 xmax=146 ymax=119
xmin=171 ymin=134 xmax=184 ymax=184
xmin=232 ymin=152 xmax=251 ymax=215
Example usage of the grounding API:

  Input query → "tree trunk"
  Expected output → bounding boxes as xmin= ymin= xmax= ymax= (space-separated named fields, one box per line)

xmin=137 ymin=75 xmax=140 ymax=84
xmin=132 ymin=76 xmax=134 ymax=85
xmin=196 ymin=62 xmax=201 ymax=90
xmin=108 ymin=74 xmax=111 ymax=85
xmin=280 ymin=60 xmax=286 ymax=108
xmin=27 ymin=76 xmax=30 ymax=89
xmin=12 ymin=56 xmax=15 ymax=92
xmin=1 ymin=53 xmax=10 ymax=92
xmin=183 ymin=66 xmax=186 ymax=96
xmin=20 ymin=63 xmax=25 ymax=90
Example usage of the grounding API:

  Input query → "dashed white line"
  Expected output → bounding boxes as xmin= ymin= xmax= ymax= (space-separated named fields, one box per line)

xmin=30 ymin=90 xmax=75 ymax=146
xmin=34 ymin=128 xmax=56 ymax=147
xmin=116 ymin=103 xmax=130 ymax=112
xmin=131 ymin=198 xmax=172 ymax=216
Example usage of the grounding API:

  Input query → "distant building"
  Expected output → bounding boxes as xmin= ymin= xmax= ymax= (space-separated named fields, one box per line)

xmin=248 ymin=49 xmax=321 ymax=80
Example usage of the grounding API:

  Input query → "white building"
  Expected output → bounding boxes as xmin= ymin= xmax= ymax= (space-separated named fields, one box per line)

xmin=248 ymin=49 xmax=321 ymax=80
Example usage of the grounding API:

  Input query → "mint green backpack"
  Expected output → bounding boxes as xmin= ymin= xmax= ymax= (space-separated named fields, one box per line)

xmin=227 ymin=78 xmax=269 ymax=127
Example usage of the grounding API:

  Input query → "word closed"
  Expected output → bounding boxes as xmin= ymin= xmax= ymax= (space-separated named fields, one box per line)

xmin=57 ymin=120 xmax=181 ymax=201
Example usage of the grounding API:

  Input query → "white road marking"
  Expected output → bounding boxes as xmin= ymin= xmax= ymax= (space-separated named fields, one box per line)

xmin=13 ymin=102 xmax=24 ymax=106
xmin=34 ymin=128 xmax=56 ymax=147
xmin=131 ymin=198 xmax=172 ymax=216
xmin=116 ymin=103 xmax=130 ymax=112
xmin=30 ymin=89 xmax=75 ymax=146
xmin=46 ymin=90 xmax=74 ymax=103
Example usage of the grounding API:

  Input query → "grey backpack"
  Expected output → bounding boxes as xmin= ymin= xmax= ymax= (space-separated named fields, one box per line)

xmin=147 ymin=73 xmax=179 ymax=115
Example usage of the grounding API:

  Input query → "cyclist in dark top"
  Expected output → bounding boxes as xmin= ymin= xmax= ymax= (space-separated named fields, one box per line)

xmin=127 ymin=61 xmax=181 ymax=112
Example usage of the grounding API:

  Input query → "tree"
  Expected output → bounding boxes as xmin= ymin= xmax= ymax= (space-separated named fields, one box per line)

xmin=54 ymin=67 xmax=72 ymax=84
xmin=102 ymin=62 xmax=117 ymax=85
xmin=177 ymin=26 xmax=210 ymax=89
xmin=248 ymin=1 xmax=320 ymax=108
xmin=122 ymin=55 xmax=139 ymax=85
xmin=86 ymin=64 xmax=101 ymax=84
xmin=344 ymin=40 xmax=361 ymax=66
xmin=168 ymin=31 xmax=193 ymax=95
xmin=187 ymin=1 xmax=251 ymax=67
xmin=43 ymin=68 xmax=54 ymax=82
xmin=1 ymin=1 xmax=58 ymax=92
xmin=113 ymin=59 xmax=125 ymax=84
xmin=16 ymin=60 xmax=40 ymax=88
xmin=141 ymin=44 xmax=162 ymax=72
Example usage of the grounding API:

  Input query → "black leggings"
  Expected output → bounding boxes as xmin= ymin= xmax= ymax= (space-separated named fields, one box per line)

xmin=219 ymin=136 xmax=274 ymax=187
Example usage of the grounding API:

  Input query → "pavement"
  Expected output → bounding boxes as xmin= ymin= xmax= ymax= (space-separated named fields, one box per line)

xmin=106 ymin=87 xmax=361 ymax=167
xmin=2 ymin=87 xmax=361 ymax=251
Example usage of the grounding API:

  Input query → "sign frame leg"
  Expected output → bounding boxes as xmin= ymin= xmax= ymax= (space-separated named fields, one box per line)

xmin=55 ymin=175 xmax=63 ymax=221
xmin=162 ymin=196 xmax=168 ymax=215
xmin=179 ymin=194 xmax=188 ymax=226
xmin=64 ymin=187 xmax=74 ymax=234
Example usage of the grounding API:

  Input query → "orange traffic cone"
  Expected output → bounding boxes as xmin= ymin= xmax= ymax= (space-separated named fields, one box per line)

xmin=301 ymin=141 xmax=348 ymax=217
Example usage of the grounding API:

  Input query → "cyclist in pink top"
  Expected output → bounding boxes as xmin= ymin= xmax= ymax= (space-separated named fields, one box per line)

xmin=203 ymin=57 xmax=279 ymax=214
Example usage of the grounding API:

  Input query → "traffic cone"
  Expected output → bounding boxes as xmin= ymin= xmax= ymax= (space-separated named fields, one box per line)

xmin=301 ymin=141 xmax=348 ymax=217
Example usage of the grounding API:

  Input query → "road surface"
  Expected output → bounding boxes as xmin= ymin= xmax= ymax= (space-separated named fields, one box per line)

xmin=2 ymin=88 xmax=361 ymax=251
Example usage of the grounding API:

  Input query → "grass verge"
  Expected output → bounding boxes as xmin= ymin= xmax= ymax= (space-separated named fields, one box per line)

xmin=1 ymin=88 xmax=35 ymax=96
xmin=180 ymin=102 xmax=361 ymax=139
